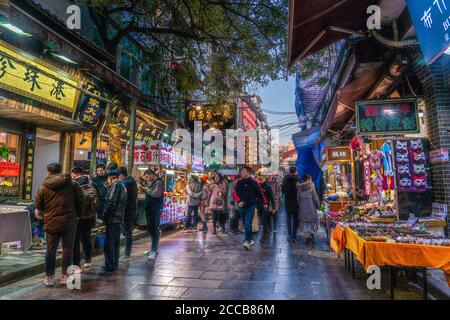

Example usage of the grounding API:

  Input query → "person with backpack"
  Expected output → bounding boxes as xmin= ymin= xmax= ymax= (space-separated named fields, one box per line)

xmin=35 ymin=163 xmax=84 ymax=287
xmin=101 ymin=170 xmax=127 ymax=274
xmin=282 ymin=166 xmax=300 ymax=242
xmin=140 ymin=169 xmax=164 ymax=260
xmin=207 ymin=172 xmax=227 ymax=234
xmin=118 ymin=166 xmax=138 ymax=259
xmin=92 ymin=163 xmax=107 ymax=219
xmin=256 ymin=174 xmax=275 ymax=245
xmin=71 ymin=167 xmax=98 ymax=270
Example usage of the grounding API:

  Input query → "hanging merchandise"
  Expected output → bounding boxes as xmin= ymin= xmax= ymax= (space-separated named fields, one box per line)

xmin=363 ymin=160 xmax=371 ymax=195
xmin=394 ymin=139 xmax=430 ymax=193
xmin=380 ymin=142 xmax=395 ymax=191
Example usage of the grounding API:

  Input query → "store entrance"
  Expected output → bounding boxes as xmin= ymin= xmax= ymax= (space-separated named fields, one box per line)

xmin=32 ymin=129 xmax=61 ymax=198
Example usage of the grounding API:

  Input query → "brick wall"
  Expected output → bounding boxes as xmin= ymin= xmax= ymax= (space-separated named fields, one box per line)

xmin=411 ymin=51 xmax=450 ymax=234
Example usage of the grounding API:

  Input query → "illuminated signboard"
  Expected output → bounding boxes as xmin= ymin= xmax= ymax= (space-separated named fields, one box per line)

xmin=0 ymin=40 xmax=78 ymax=112
xmin=187 ymin=104 xmax=235 ymax=130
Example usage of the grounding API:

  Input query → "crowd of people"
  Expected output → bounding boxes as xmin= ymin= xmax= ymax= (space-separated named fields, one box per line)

xmin=33 ymin=161 xmax=321 ymax=287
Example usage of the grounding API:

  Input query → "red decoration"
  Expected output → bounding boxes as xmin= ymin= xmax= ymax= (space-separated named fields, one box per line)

xmin=0 ymin=162 xmax=20 ymax=177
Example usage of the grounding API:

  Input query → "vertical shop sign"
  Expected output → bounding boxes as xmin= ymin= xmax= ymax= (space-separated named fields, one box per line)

xmin=363 ymin=160 xmax=371 ymax=195
xmin=133 ymin=141 xmax=147 ymax=165
xmin=77 ymin=84 xmax=107 ymax=129
xmin=146 ymin=141 xmax=159 ymax=165
xmin=23 ymin=131 xmax=35 ymax=200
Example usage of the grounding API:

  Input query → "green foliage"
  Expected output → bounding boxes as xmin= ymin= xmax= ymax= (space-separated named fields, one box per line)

xmin=85 ymin=0 xmax=288 ymax=102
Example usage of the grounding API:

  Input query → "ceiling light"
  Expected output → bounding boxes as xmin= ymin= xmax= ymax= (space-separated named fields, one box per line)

xmin=51 ymin=53 xmax=77 ymax=64
xmin=0 ymin=23 xmax=32 ymax=36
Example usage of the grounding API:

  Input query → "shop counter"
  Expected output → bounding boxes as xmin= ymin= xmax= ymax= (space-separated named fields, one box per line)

xmin=136 ymin=194 xmax=187 ymax=226
xmin=0 ymin=205 xmax=32 ymax=251
xmin=331 ymin=225 xmax=450 ymax=287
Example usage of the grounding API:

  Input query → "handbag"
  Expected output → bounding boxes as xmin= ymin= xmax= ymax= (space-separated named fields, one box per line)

xmin=252 ymin=210 xmax=259 ymax=232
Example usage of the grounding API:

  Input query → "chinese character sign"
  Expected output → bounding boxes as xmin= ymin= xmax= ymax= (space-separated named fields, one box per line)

xmin=356 ymin=99 xmax=419 ymax=135
xmin=160 ymin=142 xmax=173 ymax=167
xmin=0 ymin=41 xmax=78 ymax=112
xmin=78 ymin=84 xmax=106 ymax=129
xmin=407 ymin=0 xmax=450 ymax=64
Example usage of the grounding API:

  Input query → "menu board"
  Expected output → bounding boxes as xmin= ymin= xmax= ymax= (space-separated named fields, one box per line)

xmin=356 ymin=99 xmax=419 ymax=135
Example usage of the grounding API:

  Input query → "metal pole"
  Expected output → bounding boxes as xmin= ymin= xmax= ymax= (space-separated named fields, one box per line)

xmin=128 ymin=98 xmax=137 ymax=173
xmin=90 ymin=129 xmax=98 ymax=176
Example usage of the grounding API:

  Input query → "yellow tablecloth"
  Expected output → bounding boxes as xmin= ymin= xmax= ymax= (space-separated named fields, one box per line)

xmin=330 ymin=225 xmax=450 ymax=287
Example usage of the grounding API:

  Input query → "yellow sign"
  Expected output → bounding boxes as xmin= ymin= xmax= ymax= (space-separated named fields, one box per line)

xmin=0 ymin=41 xmax=78 ymax=112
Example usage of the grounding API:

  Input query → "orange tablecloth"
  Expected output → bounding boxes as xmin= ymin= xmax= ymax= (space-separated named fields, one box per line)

xmin=330 ymin=225 xmax=450 ymax=286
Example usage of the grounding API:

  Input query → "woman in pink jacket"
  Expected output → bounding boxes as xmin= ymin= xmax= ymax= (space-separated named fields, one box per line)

xmin=207 ymin=172 xmax=227 ymax=234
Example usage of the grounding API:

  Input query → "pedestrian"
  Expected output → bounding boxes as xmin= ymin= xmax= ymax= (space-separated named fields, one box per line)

xmin=34 ymin=163 xmax=84 ymax=287
xmin=101 ymin=170 xmax=127 ymax=274
xmin=92 ymin=163 xmax=107 ymax=219
xmin=140 ymin=169 xmax=164 ymax=260
xmin=71 ymin=167 xmax=98 ymax=271
xmin=107 ymin=162 xmax=118 ymax=173
xmin=297 ymin=174 xmax=320 ymax=245
xmin=207 ymin=172 xmax=227 ymax=234
xmin=184 ymin=175 xmax=203 ymax=233
xmin=226 ymin=175 xmax=240 ymax=234
xmin=267 ymin=175 xmax=281 ymax=232
xmin=234 ymin=166 xmax=267 ymax=250
xmin=282 ymin=166 xmax=300 ymax=242
xmin=256 ymin=175 xmax=275 ymax=245
xmin=199 ymin=176 xmax=211 ymax=232
xmin=118 ymin=166 xmax=138 ymax=260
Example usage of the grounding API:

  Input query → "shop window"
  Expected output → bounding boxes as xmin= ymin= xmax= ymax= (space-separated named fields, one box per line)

xmin=0 ymin=130 xmax=20 ymax=200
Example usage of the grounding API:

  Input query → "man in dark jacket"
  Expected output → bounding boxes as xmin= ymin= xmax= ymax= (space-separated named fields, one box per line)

xmin=256 ymin=175 xmax=275 ymax=245
xmin=234 ymin=166 xmax=267 ymax=250
xmin=118 ymin=166 xmax=138 ymax=259
xmin=282 ymin=166 xmax=300 ymax=242
xmin=92 ymin=163 xmax=107 ymax=219
xmin=71 ymin=167 xmax=98 ymax=270
xmin=35 ymin=163 xmax=84 ymax=287
xmin=101 ymin=170 xmax=127 ymax=273
xmin=140 ymin=169 xmax=164 ymax=260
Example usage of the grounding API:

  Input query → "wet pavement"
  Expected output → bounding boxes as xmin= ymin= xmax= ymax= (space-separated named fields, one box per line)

xmin=0 ymin=209 xmax=428 ymax=300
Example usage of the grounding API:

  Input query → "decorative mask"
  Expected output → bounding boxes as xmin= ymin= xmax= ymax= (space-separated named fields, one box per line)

xmin=413 ymin=177 xmax=427 ymax=187
xmin=398 ymin=164 xmax=410 ymax=175
xmin=396 ymin=141 xmax=408 ymax=152
xmin=397 ymin=153 xmax=409 ymax=163
xmin=411 ymin=139 xmax=423 ymax=150
xmin=414 ymin=152 xmax=426 ymax=161
xmin=399 ymin=177 xmax=412 ymax=187
xmin=413 ymin=164 xmax=426 ymax=175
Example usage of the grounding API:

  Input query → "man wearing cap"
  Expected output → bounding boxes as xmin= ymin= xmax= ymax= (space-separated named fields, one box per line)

xmin=101 ymin=170 xmax=127 ymax=274
xmin=140 ymin=169 xmax=164 ymax=260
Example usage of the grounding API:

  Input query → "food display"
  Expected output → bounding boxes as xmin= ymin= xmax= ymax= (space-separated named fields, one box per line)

xmin=342 ymin=222 xmax=450 ymax=246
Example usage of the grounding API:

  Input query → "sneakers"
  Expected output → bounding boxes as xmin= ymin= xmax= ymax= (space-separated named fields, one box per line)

xmin=249 ymin=240 xmax=255 ymax=246
xmin=43 ymin=276 xmax=54 ymax=287
xmin=242 ymin=241 xmax=250 ymax=250
xmin=119 ymin=255 xmax=131 ymax=262
xmin=83 ymin=261 xmax=93 ymax=268
xmin=147 ymin=251 xmax=158 ymax=260
xmin=59 ymin=274 xmax=68 ymax=286
xmin=143 ymin=249 xmax=151 ymax=256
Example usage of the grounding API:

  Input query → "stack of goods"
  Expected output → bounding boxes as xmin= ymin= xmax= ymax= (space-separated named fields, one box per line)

xmin=395 ymin=139 xmax=429 ymax=192
xmin=344 ymin=222 xmax=450 ymax=246
xmin=365 ymin=205 xmax=397 ymax=221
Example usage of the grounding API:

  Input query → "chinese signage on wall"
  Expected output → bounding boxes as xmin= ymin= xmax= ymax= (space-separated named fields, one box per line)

xmin=118 ymin=110 xmax=163 ymax=142
xmin=356 ymin=99 xmax=419 ymax=135
xmin=160 ymin=142 xmax=187 ymax=169
xmin=192 ymin=154 xmax=204 ymax=172
xmin=187 ymin=104 xmax=235 ymax=130
xmin=0 ymin=41 xmax=78 ymax=112
xmin=78 ymin=84 xmax=107 ymax=129
xmin=0 ymin=162 xmax=19 ymax=177
xmin=23 ymin=132 xmax=35 ymax=201
xmin=326 ymin=147 xmax=351 ymax=162
xmin=133 ymin=140 xmax=160 ymax=165
xmin=407 ymin=0 xmax=450 ymax=64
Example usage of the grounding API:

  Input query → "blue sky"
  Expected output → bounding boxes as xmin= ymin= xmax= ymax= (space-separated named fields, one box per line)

xmin=256 ymin=76 xmax=298 ymax=144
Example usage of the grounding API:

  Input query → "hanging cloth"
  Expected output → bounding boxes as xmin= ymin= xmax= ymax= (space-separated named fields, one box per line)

xmin=380 ymin=143 xmax=394 ymax=177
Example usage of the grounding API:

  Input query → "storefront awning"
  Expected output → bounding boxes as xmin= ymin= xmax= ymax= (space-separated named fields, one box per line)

xmin=287 ymin=0 xmax=379 ymax=68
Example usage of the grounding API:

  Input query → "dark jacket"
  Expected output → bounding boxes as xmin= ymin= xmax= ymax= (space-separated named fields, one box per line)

xmin=103 ymin=180 xmax=127 ymax=224
xmin=122 ymin=176 xmax=138 ymax=219
xmin=92 ymin=175 xmax=107 ymax=201
xmin=234 ymin=177 xmax=266 ymax=208
xmin=144 ymin=178 xmax=164 ymax=211
xmin=257 ymin=181 xmax=275 ymax=210
xmin=75 ymin=175 xmax=98 ymax=220
xmin=282 ymin=173 xmax=300 ymax=212
xmin=297 ymin=181 xmax=320 ymax=223
xmin=35 ymin=174 xmax=84 ymax=233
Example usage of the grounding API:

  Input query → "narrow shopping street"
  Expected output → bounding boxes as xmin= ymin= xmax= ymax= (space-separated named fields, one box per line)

xmin=0 ymin=210 xmax=425 ymax=300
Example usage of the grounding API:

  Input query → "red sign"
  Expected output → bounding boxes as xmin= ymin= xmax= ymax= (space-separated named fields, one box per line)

xmin=363 ymin=160 xmax=371 ymax=196
xmin=0 ymin=161 xmax=20 ymax=177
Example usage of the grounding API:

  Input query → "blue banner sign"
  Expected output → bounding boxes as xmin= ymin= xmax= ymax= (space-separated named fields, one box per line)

xmin=407 ymin=0 xmax=450 ymax=64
